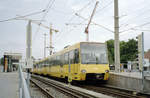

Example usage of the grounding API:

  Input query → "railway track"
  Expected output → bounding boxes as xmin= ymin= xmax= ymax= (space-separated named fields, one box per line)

xmin=75 ymin=84 xmax=148 ymax=98
xmin=31 ymin=74 xmax=149 ymax=98
xmin=31 ymin=74 xmax=111 ymax=98
xmin=30 ymin=78 xmax=54 ymax=98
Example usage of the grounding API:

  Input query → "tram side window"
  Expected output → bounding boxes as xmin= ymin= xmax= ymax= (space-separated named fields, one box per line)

xmin=54 ymin=56 xmax=57 ymax=66
xmin=36 ymin=64 xmax=38 ymax=68
xmin=43 ymin=62 xmax=45 ymax=67
xmin=44 ymin=61 xmax=46 ymax=66
xmin=64 ymin=53 xmax=69 ymax=65
xmin=60 ymin=54 xmax=64 ymax=65
xmin=33 ymin=64 xmax=35 ymax=68
xmin=52 ymin=57 xmax=55 ymax=65
xmin=49 ymin=58 xmax=52 ymax=66
xmin=55 ymin=56 xmax=57 ymax=65
xmin=47 ymin=60 xmax=49 ymax=66
xmin=41 ymin=62 xmax=44 ymax=67
xmin=44 ymin=61 xmax=46 ymax=67
xmin=56 ymin=55 xmax=60 ymax=65
xmin=46 ymin=60 xmax=48 ymax=66
xmin=48 ymin=59 xmax=50 ymax=66
xmin=69 ymin=50 xmax=74 ymax=64
xmin=74 ymin=49 xmax=79 ymax=63
xmin=52 ymin=57 xmax=56 ymax=66
xmin=41 ymin=62 xmax=43 ymax=67
xmin=51 ymin=57 xmax=54 ymax=66
xmin=41 ymin=63 xmax=42 ymax=67
xmin=39 ymin=63 xmax=41 ymax=68
xmin=40 ymin=62 xmax=42 ymax=67
xmin=38 ymin=63 xmax=40 ymax=68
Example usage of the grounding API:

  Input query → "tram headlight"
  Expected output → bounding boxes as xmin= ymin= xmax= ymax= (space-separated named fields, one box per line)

xmin=81 ymin=69 xmax=86 ymax=73
xmin=105 ymin=70 xmax=109 ymax=73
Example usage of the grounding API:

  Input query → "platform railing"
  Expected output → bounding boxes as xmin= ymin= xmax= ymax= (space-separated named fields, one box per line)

xmin=19 ymin=65 xmax=31 ymax=98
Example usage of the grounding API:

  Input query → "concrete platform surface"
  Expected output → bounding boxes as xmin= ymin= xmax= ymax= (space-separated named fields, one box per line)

xmin=110 ymin=71 xmax=142 ymax=79
xmin=0 ymin=72 xmax=19 ymax=98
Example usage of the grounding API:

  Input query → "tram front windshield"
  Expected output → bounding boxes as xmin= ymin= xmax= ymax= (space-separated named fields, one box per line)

xmin=81 ymin=43 xmax=108 ymax=64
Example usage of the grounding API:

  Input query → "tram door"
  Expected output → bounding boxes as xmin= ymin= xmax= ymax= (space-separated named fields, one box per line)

xmin=74 ymin=49 xmax=79 ymax=74
xmin=60 ymin=55 xmax=64 ymax=78
xmin=69 ymin=49 xmax=79 ymax=75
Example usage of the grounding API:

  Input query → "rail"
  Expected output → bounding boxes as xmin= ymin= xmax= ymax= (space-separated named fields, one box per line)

xmin=31 ymin=74 xmax=111 ymax=98
xmin=18 ymin=65 xmax=31 ymax=98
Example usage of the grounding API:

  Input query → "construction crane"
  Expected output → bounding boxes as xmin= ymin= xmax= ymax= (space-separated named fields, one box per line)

xmin=16 ymin=16 xmax=58 ymax=55
xmin=75 ymin=13 xmax=113 ymax=33
xmin=49 ymin=24 xmax=58 ymax=55
xmin=84 ymin=1 xmax=99 ymax=41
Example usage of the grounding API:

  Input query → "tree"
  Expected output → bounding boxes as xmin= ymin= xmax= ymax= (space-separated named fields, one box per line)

xmin=0 ymin=57 xmax=4 ymax=65
xmin=106 ymin=39 xmax=138 ymax=64
xmin=106 ymin=40 xmax=114 ymax=64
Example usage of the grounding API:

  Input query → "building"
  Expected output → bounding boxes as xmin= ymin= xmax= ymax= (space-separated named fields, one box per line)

xmin=145 ymin=49 xmax=150 ymax=61
xmin=3 ymin=52 xmax=22 ymax=72
xmin=144 ymin=50 xmax=150 ymax=71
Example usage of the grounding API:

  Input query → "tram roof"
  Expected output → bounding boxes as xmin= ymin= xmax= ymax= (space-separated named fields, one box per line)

xmin=34 ymin=42 xmax=105 ymax=64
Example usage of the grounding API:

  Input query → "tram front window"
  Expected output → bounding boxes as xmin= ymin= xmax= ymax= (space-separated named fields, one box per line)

xmin=81 ymin=43 xmax=108 ymax=64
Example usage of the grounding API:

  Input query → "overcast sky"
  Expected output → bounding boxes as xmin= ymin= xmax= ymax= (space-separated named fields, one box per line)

xmin=0 ymin=0 xmax=150 ymax=59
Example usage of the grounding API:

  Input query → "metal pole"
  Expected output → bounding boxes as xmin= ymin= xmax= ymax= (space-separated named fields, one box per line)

xmin=26 ymin=20 xmax=33 ymax=69
xmin=27 ymin=69 xmax=30 ymax=89
xmin=141 ymin=32 xmax=144 ymax=92
xmin=44 ymin=33 xmax=47 ymax=58
xmin=19 ymin=65 xmax=22 ymax=98
xmin=138 ymin=33 xmax=143 ymax=71
xmin=26 ymin=20 xmax=32 ymax=60
xmin=50 ymin=24 xmax=52 ymax=55
xmin=114 ymin=0 xmax=120 ymax=72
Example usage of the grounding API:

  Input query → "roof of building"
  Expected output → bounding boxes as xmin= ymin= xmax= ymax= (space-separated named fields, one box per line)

xmin=4 ymin=52 xmax=22 ymax=60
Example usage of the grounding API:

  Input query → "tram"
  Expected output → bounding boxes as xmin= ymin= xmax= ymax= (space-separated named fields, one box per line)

xmin=32 ymin=42 xmax=109 ymax=81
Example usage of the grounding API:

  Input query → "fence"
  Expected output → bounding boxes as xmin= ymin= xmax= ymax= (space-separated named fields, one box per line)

xmin=18 ymin=64 xmax=31 ymax=98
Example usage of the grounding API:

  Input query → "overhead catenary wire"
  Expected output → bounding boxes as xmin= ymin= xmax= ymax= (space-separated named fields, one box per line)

xmin=120 ymin=21 xmax=150 ymax=33
xmin=75 ymin=0 xmax=113 ymax=27
xmin=96 ymin=0 xmax=113 ymax=14
xmin=53 ymin=18 xmax=88 ymax=46
xmin=130 ymin=28 xmax=150 ymax=32
xmin=120 ymin=2 xmax=150 ymax=27
xmin=77 ymin=0 xmax=95 ymax=14
xmin=0 ymin=10 xmax=46 ymax=22
xmin=75 ymin=13 xmax=114 ymax=33
xmin=34 ymin=0 xmax=55 ymax=32
xmin=52 ymin=0 xmax=95 ymax=45
xmin=68 ymin=0 xmax=93 ymax=22
xmin=120 ymin=13 xmax=150 ymax=29
xmin=15 ymin=16 xmax=50 ymax=29
xmin=33 ymin=0 xmax=55 ymax=42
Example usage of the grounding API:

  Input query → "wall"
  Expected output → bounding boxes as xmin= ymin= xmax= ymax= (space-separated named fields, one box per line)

xmin=107 ymin=73 xmax=150 ymax=94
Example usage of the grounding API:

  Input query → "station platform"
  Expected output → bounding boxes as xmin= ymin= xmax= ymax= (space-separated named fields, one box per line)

xmin=107 ymin=71 xmax=150 ymax=94
xmin=110 ymin=71 xmax=150 ymax=80
xmin=110 ymin=71 xmax=142 ymax=79
xmin=0 ymin=72 xmax=19 ymax=98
